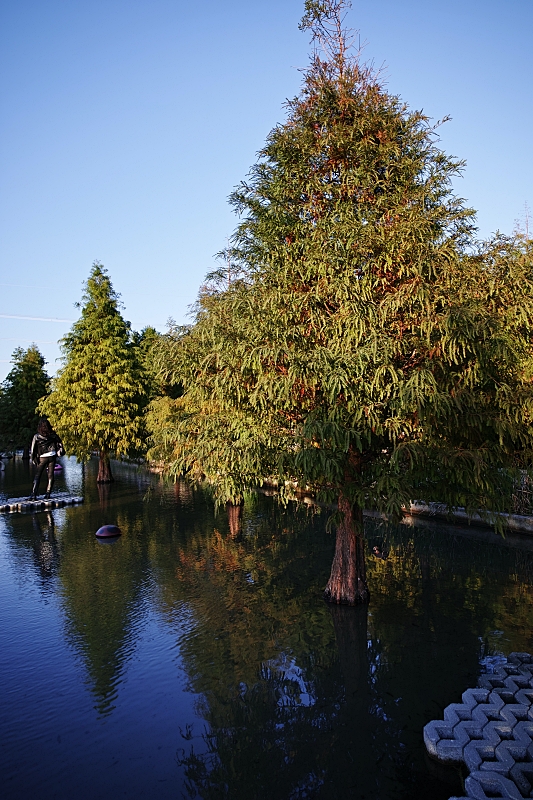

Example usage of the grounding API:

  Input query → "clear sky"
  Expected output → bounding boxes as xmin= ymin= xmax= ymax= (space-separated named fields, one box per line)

xmin=1 ymin=0 xmax=531 ymax=380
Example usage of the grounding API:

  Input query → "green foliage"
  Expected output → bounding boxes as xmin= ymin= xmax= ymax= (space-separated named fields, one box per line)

xmin=138 ymin=323 xmax=185 ymax=401
xmin=131 ymin=326 xmax=164 ymax=401
xmin=40 ymin=263 xmax=147 ymax=465
xmin=150 ymin=1 xmax=533 ymax=525
xmin=0 ymin=345 xmax=49 ymax=454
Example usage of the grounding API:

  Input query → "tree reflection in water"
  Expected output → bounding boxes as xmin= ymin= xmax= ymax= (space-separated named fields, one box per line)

xmin=5 ymin=461 xmax=531 ymax=798
xmin=163 ymin=504 xmax=483 ymax=799
xmin=55 ymin=476 xmax=533 ymax=797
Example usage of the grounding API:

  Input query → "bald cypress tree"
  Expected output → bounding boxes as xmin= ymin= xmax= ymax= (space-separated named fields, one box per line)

xmin=0 ymin=345 xmax=49 ymax=456
xmin=152 ymin=1 xmax=533 ymax=603
xmin=41 ymin=264 xmax=146 ymax=482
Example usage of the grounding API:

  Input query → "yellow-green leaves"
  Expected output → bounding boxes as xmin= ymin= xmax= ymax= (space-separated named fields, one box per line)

xmin=40 ymin=264 xmax=147 ymax=465
xmin=150 ymin=8 xmax=533 ymax=521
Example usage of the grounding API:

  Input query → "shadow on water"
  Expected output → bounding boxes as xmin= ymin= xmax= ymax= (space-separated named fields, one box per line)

xmin=2 ymin=458 xmax=533 ymax=798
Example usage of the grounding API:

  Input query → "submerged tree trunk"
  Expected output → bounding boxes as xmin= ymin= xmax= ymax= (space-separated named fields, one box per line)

xmin=226 ymin=500 xmax=244 ymax=539
xmin=324 ymin=493 xmax=369 ymax=605
xmin=97 ymin=450 xmax=114 ymax=483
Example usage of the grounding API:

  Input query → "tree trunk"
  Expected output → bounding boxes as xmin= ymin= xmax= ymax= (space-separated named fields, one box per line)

xmin=226 ymin=500 xmax=244 ymax=539
xmin=22 ymin=444 xmax=30 ymax=460
xmin=324 ymin=493 xmax=369 ymax=605
xmin=97 ymin=450 xmax=114 ymax=483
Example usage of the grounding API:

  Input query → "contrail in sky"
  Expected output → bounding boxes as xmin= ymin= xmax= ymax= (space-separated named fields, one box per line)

xmin=0 ymin=283 xmax=48 ymax=289
xmin=0 ymin=313 xmax=166 ymax=327
xmin=0 ymin=337 xmax=55 ymax=343
xmin=0 ymin=314 xmax=74 ymax=322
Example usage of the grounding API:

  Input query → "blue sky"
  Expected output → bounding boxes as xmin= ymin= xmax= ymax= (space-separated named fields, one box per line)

xmin=1 ymin=0 xmax=531 ymax=380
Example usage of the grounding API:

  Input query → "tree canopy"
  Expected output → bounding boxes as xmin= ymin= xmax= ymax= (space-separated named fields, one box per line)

xmin=0 ymin=345 xmax=49 ymax=456
xmin=149 ymin=0 xmax=533 ymax=603
xmin=40 ymin=263 xmax=147 ymax=482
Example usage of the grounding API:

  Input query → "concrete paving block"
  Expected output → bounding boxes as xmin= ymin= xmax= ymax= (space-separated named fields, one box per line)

xmin=435 ymin=722 xmax=477 ymax=763
xmin=509 ymin=653 xmax=533 ymax=667
xmin=443 ymin=690 xmax=490 ymax=726
xmin=514 ymin=689 xmax=533 ymax=707
xmin=424 ymin=719 xmax=454 ymax=759
xmin=509 ymin=760 xmax=533 ymax=797
xmin=501 ymin=675 xmax=533 ymax=697
xmin=471 ymin=693 xmax=506 ymax=726
xmin=497 ymin=704 xmax=531 ymax=726
xmin=425 ymin=653 xmax=533 ymax=799
xmin=478 ymin=673 xmax=508 ymax=690
xmin=464 ymin=738 xmax=497 ymax=773
xmin=465 ymin=771 xmax=524 ymax=799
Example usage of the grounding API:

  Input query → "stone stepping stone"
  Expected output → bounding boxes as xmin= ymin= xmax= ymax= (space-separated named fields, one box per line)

xmin=0 ymin=494 xmax=84 ymax=513
xmin=425 ymin=653 xmax=533 ymax=799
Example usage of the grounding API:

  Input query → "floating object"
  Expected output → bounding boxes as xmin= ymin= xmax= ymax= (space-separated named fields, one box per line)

xmin=424 ymin=651 xmax=533 ymax=799
xmin=53 ymin=463 xmax=63 ymax=473
xmin=0 ymin=494 xmax=83 ymax=513
xmin=95 ymin=524 xmax=121 ymax=539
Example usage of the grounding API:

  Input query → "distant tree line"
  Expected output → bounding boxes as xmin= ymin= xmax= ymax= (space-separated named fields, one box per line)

xmin=0 ymin=345 xmax=49 ymax=457
xmin=2 ymin=0 xmax=532 ymax=606
xmin=0 ymin=265 xmax=169 ymax=481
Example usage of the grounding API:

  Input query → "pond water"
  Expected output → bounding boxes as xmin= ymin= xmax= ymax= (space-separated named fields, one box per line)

xmin=1 ymin=457 xmax=533 ymax=800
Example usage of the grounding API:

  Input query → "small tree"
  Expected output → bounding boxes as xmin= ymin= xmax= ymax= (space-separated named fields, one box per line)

xmin=0 ymin=345 xmax=49 ymax=456
xmin=40 ymin=263 xmax=146 ymax=482
xmin=151 ymin=1 xmax=533 ymax=603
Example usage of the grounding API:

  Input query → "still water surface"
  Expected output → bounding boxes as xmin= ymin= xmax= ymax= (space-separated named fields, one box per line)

xmin=1 ymin=457 xmax=533 ymax=799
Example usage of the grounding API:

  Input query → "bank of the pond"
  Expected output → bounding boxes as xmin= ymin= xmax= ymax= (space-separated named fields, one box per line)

xmin=406 ymin=501 xmax=533 ymax=535
xmin=261 ymin=479 xmax=533 ymax=537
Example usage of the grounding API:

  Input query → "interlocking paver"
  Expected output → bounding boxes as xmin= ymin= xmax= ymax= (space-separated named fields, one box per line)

xmin=424 ymin=653 xmax=533 ymax=799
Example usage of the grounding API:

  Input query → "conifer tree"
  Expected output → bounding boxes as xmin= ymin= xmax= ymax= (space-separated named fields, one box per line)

xmin=152 ymin=1 xmax=533 ymax=603
xmin=0 ymin=345 xmax=49 ymax=456
xmin=40 ymin=263 xmax=146 ymax=482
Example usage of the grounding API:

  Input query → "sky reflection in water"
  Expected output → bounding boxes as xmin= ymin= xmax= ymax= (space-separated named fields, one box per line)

xmin=1 ymin=457 xmax=533 ymax=799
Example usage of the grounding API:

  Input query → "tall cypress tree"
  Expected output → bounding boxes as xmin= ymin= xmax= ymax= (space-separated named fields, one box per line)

xmin=0 ymin=345 xmax=49 ymax=457
xmin=152 ymin=1 xmax=533 ymax=603
xmin=40 ymin=263 xmax=146 ymax=482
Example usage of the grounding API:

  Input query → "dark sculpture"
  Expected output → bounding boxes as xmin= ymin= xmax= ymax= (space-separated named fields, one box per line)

xmin=30 ymin=417 xmax=64 ymax=500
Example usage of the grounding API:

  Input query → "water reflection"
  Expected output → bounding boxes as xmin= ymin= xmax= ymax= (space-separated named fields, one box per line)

xmin=1 ymin=458 xmax=533 ymax=799
xmin=169 ymin=514 xmax=533 ymax=798
xmin=31 ymin=511 xmax=60 ymax=582
xmin=168 ymin=509 xmax=470 ymax=799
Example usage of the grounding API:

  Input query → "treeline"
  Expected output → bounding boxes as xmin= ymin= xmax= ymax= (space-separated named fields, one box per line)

xmin=0 ymin=345 xmax=49 ymax=458
xmin=2 ymin=0 xmax=533 ymax=605
xmin=0 ymin=265 xmax=178 ymax=480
